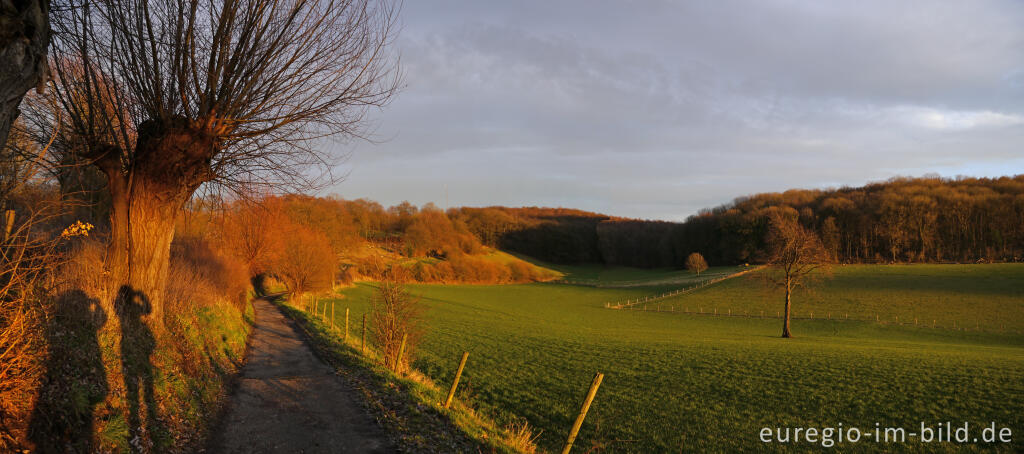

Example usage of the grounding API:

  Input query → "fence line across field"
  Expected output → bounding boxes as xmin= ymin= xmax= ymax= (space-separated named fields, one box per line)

xmin=602 ymin=265 xmax=765 ymax=310
xmin=596 ymin=266 xmax=1017 ymax=334
xmin=608 ymin=302 xmax=1018 ymax=333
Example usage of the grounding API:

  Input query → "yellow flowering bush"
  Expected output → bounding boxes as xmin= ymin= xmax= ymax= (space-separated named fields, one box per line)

xmin=60 ymin=221 xmax=94 ymax=239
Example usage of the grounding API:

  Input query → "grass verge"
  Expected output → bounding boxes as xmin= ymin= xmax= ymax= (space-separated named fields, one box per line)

xmin=273 ymin=295 xmax=541 ymax=453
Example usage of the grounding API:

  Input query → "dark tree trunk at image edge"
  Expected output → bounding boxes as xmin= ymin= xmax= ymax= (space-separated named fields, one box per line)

xmin=92 ymin=120 xmax=215 ymax=330
xmin=0 ymin=0 xmax=49 ymax=146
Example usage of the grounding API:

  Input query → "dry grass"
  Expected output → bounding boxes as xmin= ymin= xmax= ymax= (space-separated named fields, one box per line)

xmin=0 ymin=205 xmax=69 ymax=451
xmin=2 ymin=230 xmax=253 ymax=452
xmin=167 ymin=236 xmax=250 ymax=313
xmin=502 ymin=419 xmax=542 ymax=454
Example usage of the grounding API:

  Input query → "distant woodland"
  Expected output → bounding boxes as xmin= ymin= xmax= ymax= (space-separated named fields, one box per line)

xmin=453 ymin=175 xmax=1024 ymax=267
xmin=50 ymin=175 xmax=1024 ymax=283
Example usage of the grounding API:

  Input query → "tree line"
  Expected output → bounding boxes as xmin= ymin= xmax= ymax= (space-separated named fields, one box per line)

xmin=450 ymin=175 xmax=1024 ymax=267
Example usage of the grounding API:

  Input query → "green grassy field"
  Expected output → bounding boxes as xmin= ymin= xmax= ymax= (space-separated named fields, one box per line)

xmin=658 ymin=263 xmax=1024 ymax=332
xmin=326 ymin=264 xmax=1024 ymax=452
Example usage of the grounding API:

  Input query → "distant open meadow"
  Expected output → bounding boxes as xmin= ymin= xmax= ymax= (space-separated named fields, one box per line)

xmin=324 ymin=264 xmax=1024 ymax=453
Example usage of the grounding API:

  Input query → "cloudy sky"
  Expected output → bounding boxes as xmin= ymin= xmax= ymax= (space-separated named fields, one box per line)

xmin=326 ymin=0 xmax=1024 ymax=221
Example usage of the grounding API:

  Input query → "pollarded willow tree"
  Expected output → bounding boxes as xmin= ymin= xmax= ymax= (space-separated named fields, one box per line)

xmin=46 ymin=0 xmax=400 ymax=330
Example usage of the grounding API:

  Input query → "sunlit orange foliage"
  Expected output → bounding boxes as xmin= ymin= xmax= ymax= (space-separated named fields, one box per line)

xmin=403 ymin=207 xmax=480 ymax=257
xmin=166 ymin=236 xmax=251 ymax=312
xmin=217 ymin=198 xmax=286 ymax=277
xmin=279 ymin=195 xmax=360 ymax=252
xmin=271 ymin=223 xmax=337 ymax=296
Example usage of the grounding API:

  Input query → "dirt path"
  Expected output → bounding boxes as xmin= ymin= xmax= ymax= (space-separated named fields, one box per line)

xmin=210 ymin=297 xmax=394 ymax=453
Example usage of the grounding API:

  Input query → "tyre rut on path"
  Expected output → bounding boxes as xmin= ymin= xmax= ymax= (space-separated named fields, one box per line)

xmin=210 ymin=297 xmax=394 ymax=453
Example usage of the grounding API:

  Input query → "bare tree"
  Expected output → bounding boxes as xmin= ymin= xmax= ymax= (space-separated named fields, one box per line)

xmin=763 ymin=213 xmax=831 ymax=338
xmin=33 ymin=0 xmax=400 ymax=330
xmin=685 ymin=252 xmax=707 ymax=276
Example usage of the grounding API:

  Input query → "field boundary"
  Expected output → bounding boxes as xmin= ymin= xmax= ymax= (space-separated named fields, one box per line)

xmin=610 ymin=303 xmax=1022 ymax=333
xmin=598 ymin=266 xmax=1019 ymax=334
xmin=602 ymin=265 xmax=765 ymax=309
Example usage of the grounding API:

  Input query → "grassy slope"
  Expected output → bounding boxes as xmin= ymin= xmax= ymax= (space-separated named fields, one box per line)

xmin=344 ymin=244 xmax=561 ymax=283
xmin=325 ymin=264 xmax=1024 ymax=453
xmin=94 ymin=301 xmax=253 ymax=451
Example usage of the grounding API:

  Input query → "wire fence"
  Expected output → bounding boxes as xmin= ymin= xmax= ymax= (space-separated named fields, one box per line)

xmin=606 ymin=304 xmax=1023 ymax=334
xmin=597 ymin=266 xmax=1022 ymax=334
xmin=602 ymin=266 xmax=765 ymax=309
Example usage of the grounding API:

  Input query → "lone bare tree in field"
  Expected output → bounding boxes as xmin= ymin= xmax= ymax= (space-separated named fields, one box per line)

xmin=764 ymin=213 xmax=831 ymax=338
xmin=685 ymin=252 xmax=707 ymax=276
xmin=36 ymin=0 xmax=400 ymax=330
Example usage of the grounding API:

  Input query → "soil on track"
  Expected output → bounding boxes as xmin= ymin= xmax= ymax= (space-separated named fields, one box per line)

xmin=210 ymin=297 xmax=394 ymax=453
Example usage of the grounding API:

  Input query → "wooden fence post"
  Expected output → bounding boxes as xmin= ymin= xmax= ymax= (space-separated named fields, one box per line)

xmin=3 ymin=210 xmax=13 ymax=242
xmin=331 ymin=301 xmax=336 ymax=330
xmin=393 ymin=333 xmax=407 ymax=373
xmin=361 ymin=314 xmax=367 ymax=354
xmin=561 ymin=372 xmax=604 ymax=454
xmin=345 ymin=308 xmax=350 ymax=342
xmin=443 ymin=352 xmax=469 ymax=409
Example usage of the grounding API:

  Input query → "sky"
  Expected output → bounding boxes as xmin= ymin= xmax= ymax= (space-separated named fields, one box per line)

xmin=325 ymin=0 xmax=1024 ymax=221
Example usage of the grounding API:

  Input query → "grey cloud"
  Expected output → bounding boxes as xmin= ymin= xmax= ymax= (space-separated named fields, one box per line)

xmin=325 ymin=1 xmax=1024 ymax=220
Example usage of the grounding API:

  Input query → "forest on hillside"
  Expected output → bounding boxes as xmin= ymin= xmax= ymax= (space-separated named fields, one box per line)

xmin=451 ymin=175 xmax=1024 ymax=267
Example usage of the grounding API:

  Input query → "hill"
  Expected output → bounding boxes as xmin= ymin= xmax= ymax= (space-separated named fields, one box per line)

xmin=452 ymin=175 xmax=1024 ymax=268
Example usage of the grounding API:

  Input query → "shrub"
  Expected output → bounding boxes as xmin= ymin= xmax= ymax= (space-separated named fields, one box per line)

xmin=508 ymin=260 xmax=536 ymax=282
xmin=370 ymin=278 xmax=427 ymax=374
xmin=217 ymin=200 xmax=286 ymax=277
xmin=271 ymin=224 xmax=337 ymax=296
xmin=166 ymin=236 xmax=251 ymax=314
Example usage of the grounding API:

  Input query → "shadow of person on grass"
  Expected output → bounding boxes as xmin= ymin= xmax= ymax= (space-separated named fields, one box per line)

xmin=28 ymin=290 xmax=108 ymax=453
xmin=116 ymin=286 xmax=160 ymax=449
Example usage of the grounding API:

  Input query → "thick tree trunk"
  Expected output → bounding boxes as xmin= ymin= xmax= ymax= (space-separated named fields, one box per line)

xmin=781 ymin=280 xmax=792 ymax=338
xmin=105 ymin=180 xmax=181 ymax=331
xmin=0 ymin=0 xmax=49 ymax=146
xmin=93 ymin=120 xmax=215 ymax=333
